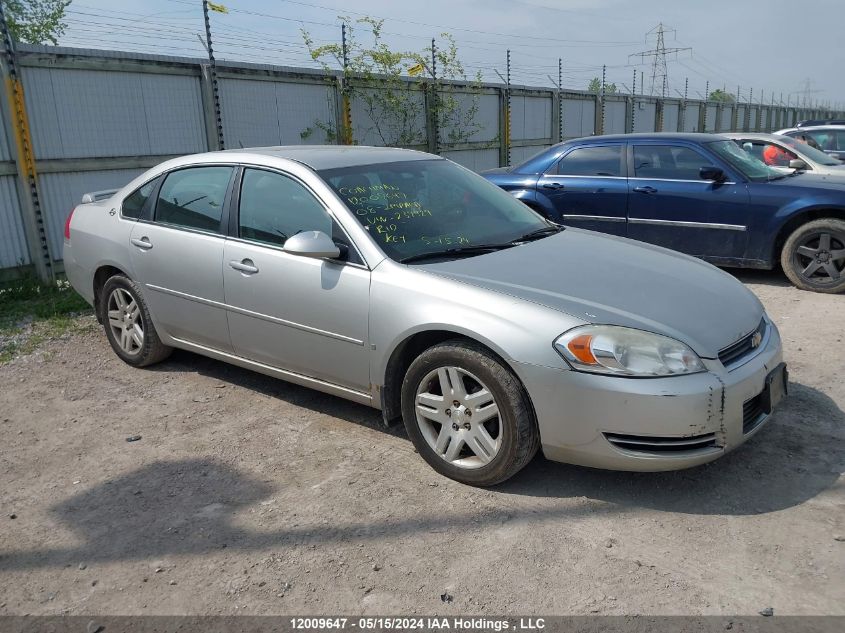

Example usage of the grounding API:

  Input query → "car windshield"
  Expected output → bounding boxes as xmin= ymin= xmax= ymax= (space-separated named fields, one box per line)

xmin=707 ymin=139 xmax=784 ymax=181
xmin=778 ymin=135 xmax=842 ymax=166
xmin=319 ymin=159 xmax=552 ymax=262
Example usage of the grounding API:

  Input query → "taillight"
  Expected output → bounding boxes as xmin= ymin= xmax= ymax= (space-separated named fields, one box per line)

xmin=64 ymin=207 xmax=76 ymax=241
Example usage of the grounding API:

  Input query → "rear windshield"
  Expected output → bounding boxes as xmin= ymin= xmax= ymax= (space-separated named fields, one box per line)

xmin=318 ymin=159 xmax=549 ymax=261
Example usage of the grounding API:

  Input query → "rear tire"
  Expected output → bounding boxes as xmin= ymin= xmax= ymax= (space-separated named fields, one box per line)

xmin=400 ymin=340 xmax=540 ymax=486
xmin=100 ymin=275 xmax=172 ymax=367
xmin=781 ymin=218 xmax=845 ymax=293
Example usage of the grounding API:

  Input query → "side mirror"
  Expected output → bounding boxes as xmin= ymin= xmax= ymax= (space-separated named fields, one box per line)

xmin=283 ymin=230 xmax=340 ymax=259
xmin=699 ymin=165 xmax=726 ymax=182
xmin=788 ymin=158 xmax=808 ymax=170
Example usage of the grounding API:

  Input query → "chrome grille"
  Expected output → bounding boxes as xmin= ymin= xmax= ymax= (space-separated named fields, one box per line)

xmin=719 ymin=319 xmax=767 ymax=368
xmin=604 ymin=431 xmax=718 ymax=455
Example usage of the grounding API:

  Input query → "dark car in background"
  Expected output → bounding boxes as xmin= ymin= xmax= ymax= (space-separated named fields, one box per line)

xmin=482 ymin=133 xmax=845 ymax=293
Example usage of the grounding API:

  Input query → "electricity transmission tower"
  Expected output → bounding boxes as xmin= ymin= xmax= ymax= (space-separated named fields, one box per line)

xmin=629 ymin=23 xmax=691 ymax=97
xmin=797 ymin=77 xmax=822 ymax=107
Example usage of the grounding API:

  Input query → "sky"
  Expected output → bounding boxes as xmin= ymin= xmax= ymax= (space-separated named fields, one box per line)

xmin=56 ymin=0 xmax=845 ymax=108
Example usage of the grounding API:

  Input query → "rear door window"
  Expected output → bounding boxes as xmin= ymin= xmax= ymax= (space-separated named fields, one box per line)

xmin=553 ymin=145 xmax=623 ymax=176
xmin=155 ymin=166 xmax=234 ymax=233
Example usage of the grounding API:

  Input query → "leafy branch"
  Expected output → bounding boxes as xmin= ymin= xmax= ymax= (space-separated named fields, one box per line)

xmin=302 ymin=18 xmax=484 ymax=149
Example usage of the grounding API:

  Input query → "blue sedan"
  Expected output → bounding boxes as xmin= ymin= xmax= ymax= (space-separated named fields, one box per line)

xmin=482 ymin=133 xmax=845 ymax=293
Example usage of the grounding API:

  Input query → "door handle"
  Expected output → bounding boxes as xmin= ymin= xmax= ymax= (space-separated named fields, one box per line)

xmin=130 ymin=237 xmax=153 ymax=250
xmin=633 ymin=186 xmax=657 ymax=194
xmin=229 ymin=259 xmax=259 ymax=274
xmin=542 ymin=182 xmax=565 ymax=190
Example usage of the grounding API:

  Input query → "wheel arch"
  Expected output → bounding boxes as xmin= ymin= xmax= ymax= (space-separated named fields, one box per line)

xmin=379 ymin=328 xmax=531 ymax=425
xmin=92 ymin=264 xmax=130 ymax=321
xmin=773 ymin=207 xmax=845 ymax=263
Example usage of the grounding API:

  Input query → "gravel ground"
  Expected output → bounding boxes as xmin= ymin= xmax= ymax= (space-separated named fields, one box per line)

xmin=0 ymin=269 xmax=842 ymax=616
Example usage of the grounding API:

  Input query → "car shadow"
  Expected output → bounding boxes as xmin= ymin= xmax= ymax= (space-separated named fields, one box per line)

xmin=2 ymin=362 xmax=839 ymax=572
xmin=150 ymin=350 xmax=843 ymax=518
xmin=147 ymin=348 xmax=400 ymax=438
xmin=501 ymin=382 xmax=844 ymax=515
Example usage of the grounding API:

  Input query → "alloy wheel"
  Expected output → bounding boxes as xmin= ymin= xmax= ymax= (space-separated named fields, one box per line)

xmin=794 ymin=231 xmax=845 ymax=284
xmin=414 ymin=366 xmax=502 ymax=469
xmin=107 ymin=287 xmax=144 ymax=356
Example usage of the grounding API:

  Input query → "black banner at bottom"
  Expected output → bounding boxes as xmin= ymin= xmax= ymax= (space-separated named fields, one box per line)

xmin=0 ymin=616 xmax=843 ymax=633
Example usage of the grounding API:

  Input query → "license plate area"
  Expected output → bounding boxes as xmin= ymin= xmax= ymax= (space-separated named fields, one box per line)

xmin=761 ymin=362 xmax=788 ymax=414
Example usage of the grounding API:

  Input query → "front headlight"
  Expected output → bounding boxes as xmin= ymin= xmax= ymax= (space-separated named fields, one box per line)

xmin=554 ymin=325 xmax=706 ymax=377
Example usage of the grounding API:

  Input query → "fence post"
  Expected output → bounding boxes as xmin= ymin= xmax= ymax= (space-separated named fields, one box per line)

xmin=199 ymin=65 xmax=222 ymax=151
xmin=0 ymin=5 xmax=53 ymax=282
xmin=655 ymin=98 xmax=664 ymax=132
xmin=201 ymin=1 xmax=225 ymax=150
xmin=424 ymin=83 xmax=437 ymax=155
xmin=551 ymin=88 xmax=560 ymax=143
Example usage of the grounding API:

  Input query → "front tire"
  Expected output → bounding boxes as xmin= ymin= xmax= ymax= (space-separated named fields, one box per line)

xmin=401 ymin=340 xmax=540 ymax=486
xmin=781 ymin=218 xmax=845 ymax=293
xmin=100 ymin=275 xmax=172 ymax=367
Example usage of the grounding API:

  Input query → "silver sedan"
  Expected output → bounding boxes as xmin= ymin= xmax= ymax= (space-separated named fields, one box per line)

xmin=63 ymin=147 xmax=787 ymax=485
xmin=725 ymin=132 xmax=845 ymax=176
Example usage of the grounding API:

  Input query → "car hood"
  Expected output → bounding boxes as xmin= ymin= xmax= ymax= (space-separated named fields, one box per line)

xmin=418 ymin=229 xmax=764 ymax=359
xmin=766 ymin=172 xmax=845 ymax=191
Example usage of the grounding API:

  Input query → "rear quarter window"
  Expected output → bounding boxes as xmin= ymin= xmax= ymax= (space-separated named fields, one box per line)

xmin=121 ymin=180 xmax=156 ymax=219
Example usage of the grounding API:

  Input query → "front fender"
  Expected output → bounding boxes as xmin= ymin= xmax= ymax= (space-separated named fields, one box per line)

xmin=369 ymin=261 xmax=583 ymax=392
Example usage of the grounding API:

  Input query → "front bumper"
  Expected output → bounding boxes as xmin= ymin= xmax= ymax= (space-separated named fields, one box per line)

xmin=512 ymin=322 xmax=784 ymax=471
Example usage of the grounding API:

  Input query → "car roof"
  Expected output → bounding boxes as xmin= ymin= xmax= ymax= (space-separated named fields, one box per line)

xmin=219 ymin=145 xmax=438 ymax=170
xmin=563 ymin=132 xmax=726 ymax=144
xmin=779 ymin=126 xmax=845 ymax=133
xmin=722 ymin=132 xmax=784 ymax=140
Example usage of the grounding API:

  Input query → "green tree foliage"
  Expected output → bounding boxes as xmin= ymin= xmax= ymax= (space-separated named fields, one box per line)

xmin=708 ymin=88 xmax=736 ymax=103
xmin=3 ymin=0 xmax=72 ymax=45
xmin=588 ymin=77 xmax=617 ymax=94
xmin=303 ymin=17 xmax=483 ymax=147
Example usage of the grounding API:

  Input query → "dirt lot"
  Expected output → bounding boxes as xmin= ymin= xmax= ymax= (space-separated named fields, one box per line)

xmin=0 ymin=269 xmax=843 ymax=616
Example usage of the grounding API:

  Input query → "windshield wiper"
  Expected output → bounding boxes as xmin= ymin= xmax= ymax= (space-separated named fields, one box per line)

xmin=399 ymin=243 xmax=516 ymax=264
xmin=511 ymin=224 xmax=564 ymax=242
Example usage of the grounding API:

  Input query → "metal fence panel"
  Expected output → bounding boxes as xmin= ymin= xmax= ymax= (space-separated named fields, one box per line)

xmin=704 ymin=104 xmax=718 ymax=131
xmin=442 ymin=148 xmax=499 ymax=172
xmin=748 ymin=107 xmax=758 ymax=130
xmin=603 ymin=100 xmax=626 ymax=134
xmin=40 ymin=169 xmax=145 ymax=257
xmin=0 ymin=176 xmax=29 ymax=268
xmin=719 ymin=106 xmax=733 ymax=131
xmin=735 ymin=106 xmax=746 ymax=130
xmin=633 ymin=101 xmax=656 ymax=133
xmin=22 ymin=67 xmax=205 ymax=159
xmin=140 ymin=73 xmax=207 ymax=154
xmin=219 ymin=78 xmax=336 ymax=147
xmin=440 ymin=91 xmax=499 ymax=144
xmin=511 ymin=94 xmax=551 ymax=140
xmin=662 ymin=103 xmax=679 ymax=132
xmin=682 ymin=103 xmax=700 ymax=132
xmin=562 ymin=98 xmax=595 ymax=138
xmin=509 ymin=145 xmax=547 ymax=166
xmin=351 ymin=88 xmax=426 ymax=147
